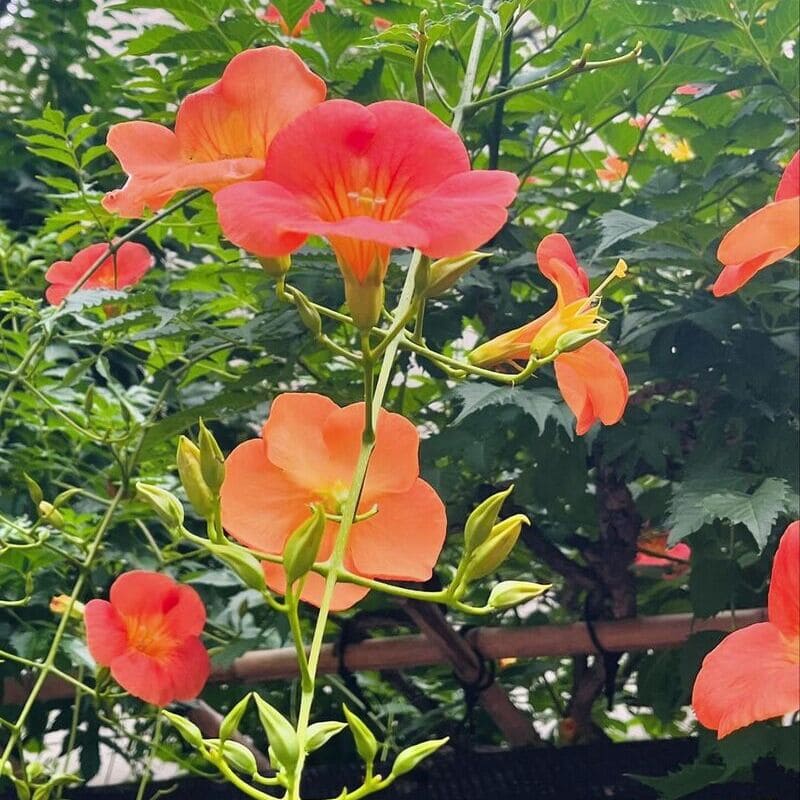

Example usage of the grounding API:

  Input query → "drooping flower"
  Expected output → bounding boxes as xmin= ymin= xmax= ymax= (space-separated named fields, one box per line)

xmin=469 ymin=234 xmax=629 ymax=436
xmin=84 ymin=571 xmax=211 ymax=706
xmin=214 ymin=99 xmax=519 ymax=327
xmin=692 ymin=521 xmax=800 ymax=738
xmin=713 ymin=151 xmax=799 ymax=296
xmin=262 ymin=1 xmax=325 ymax=36
xmin=634 ymin=531 xmax=691 ymax=579
xmin=44 ymin=242 xmax=154 ymax=305
xmin=596 ymin=155 xmax=628 ymax=182
xmin=103 ymin=48 xmax=326 ymax=218
xmin=220 ymin=393 xmax=447 ymax=610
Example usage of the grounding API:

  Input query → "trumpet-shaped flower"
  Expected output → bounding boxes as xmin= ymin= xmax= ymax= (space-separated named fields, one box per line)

xmin=262 ymin=1 xmax=325 ymax=36
xmin=220 ymin=393 xmax=447 ymax=610
xmin=596 ymin=156 xmax=628 ymax=182
xmin=214 ymin=100 xmax=519 ymax=325
xmin=470 ymin=234 xmax=628 ymax=436
xmin=84 ymin=571 xmax=210 ymax=706
xmin=713 ymin=151 xmax=799 ymax=296
xmin=692 ymin=521 xmax=799 ymax=738
xmin=103 ymin=48 xmax=326 ymax=217
xmin=45 ymin=242 xmax=154 ymax=305
xmin=634 ymin=532 xmax=691 ymax=579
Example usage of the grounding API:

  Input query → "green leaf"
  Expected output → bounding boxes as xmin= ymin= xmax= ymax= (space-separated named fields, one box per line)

xmin=595 ymin=210 xmax=658 ymax=255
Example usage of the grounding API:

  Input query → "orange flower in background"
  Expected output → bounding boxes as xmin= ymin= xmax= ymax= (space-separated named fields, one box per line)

xmin=634 ymin=532 xmax=691 ymax=579
xmin=675 ymin=83 xmax=703 ymax=96
xmin=44 ymin=242 xmax=154 ymax=305
xmin=596 ymin=155 xmax=628 ymax=182
xmin=214 ymin=100 xmax=519 ymax=320
xmin=692 ymin=521 xmax=800 ymax=738
xmin=103 ymin=48 xmax=326 ymax=217
xmin=469 ymin=234 xmax=629 ymax=436
xmin=220 ymin=393 xmax=447 ymax=610
xmin=373 ymin=16 xmax=392 ymax=31
xmin=713 ymin=151 xmax=800 ymax=296
xmin=262 ymin=1 xmax=325 ymax=36
xmin=628 ymin=114 xmax=653 ymax=130
xmin=84 ymin=571 xmax=210 ymax=706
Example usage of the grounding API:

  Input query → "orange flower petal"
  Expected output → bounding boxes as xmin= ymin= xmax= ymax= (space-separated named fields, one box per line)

xmin=264 ymin=393 xmax=342 ymax=490
xmin=163 ymin=636 xmax=212 ymax=702
xmin=768 ymin=521 xmax=799 ymax=639
xmin=220 ymin=438 xmax=312 ymax=553
xmin=261 ymin=561 xmax=370 ymax=611
xmin=323 ymin=402 xmax=420 ymax=498
xmin=692 ymin=622 xmax=800 ymax=738
xmin=104 ymin=48 xmax=325 ymax=217
xmin=110 ymin=649 xmax=176 ymax=706
xmin=536 ymin=234 xmax=590 ymax=303
xmin=348 ymin=478 xmax=446 ymax=581
xmin=775 ymin=151 xmax=800 ymax=202
xmin=713 ymin=197 xmax=800 ymax=296
xmin=84 ymin=599 xmax=128 ymax=665
xmin=554 ymin=340 xmax=629 ymax=435
xmin=109 ymin=570 xmax=185 ymax=619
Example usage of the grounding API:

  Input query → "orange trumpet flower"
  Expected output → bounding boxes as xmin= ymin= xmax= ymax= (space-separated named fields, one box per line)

xmin=469 ymin=234 xmax=629 ymax=436
xmin=103 ymin=48 xmax=326 ymax=218
xmin=220 ymin=393 xmax=447 ymax=610
xmin=692 ymin=521 xmax=799 ymax=738
xmin=262 ymin=1 xmax=325 ymax=36
xmin=44 ymin=241 xmax=153 ymax=305
xmin=84 ymin=571 xmax=210 ymax=706
xmin=214 ymin=99 xmax=518 ymax=327
xmin=713 ymin=151 xmax=799 ymax=296
xmin=596 ymin=155 xmax=628 ymax=182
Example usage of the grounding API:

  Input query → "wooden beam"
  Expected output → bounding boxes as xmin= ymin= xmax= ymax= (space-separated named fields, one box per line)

xmin=3 ymin=609 xmax=764 ymax=704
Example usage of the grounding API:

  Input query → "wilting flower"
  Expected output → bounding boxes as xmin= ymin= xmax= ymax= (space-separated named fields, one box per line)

xmin=692 ymin=521 xmax=799 ymax=738
xmin=84 ymin=571 xmax=210 ymax=706
xmin=675 ymin=83 xmax=703 ymax=96
xmin=470 ymin=234 xmax=629 ymax=436
xmin=220 ymin=393 xmax=447 ymax=610
xmin=634 ymin=532 xmax=691 ymax=579
xmin=45 ymin=242 xmax=154 ymax=305
xmin=596 ymin=155 xmax=628 ymax=182
xmin=214 ymin=99 xmax=518 ymax=327
xmin=713 ymin=151 xmax=799 ymax=296
xmin=103 ymin=48 xmax=326 ymax=217
xmin=262 ymin=1 xmax=325 ymax=36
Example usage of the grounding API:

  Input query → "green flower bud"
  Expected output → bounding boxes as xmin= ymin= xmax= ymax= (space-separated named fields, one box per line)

xmin=258 ymin=255 xmax=291 ymax=277
xmin=208 ymin=544 xmax=266 ymax=591
xmin=136 ymin=482 xmax=184 ymax=530
xmin=294 ymin=292 xmax=322 ymax=338
xmin=283 ymin=505 xmax=326 ymax=586
xmin=38 ymin=501 xmax=64 ymax=529
xmin=177 ymin=436 xmax=215 ymax=519
xmin=305 ymin=721 xmax=347 ymax=753
xmin=24 ymin=473 xmax=43 ymax=506
xmin=426 ymin=252 xmax=489 ymax=297
xmin=463 ymin=513 xmax=529 ymax=582
xmin=162 ymin=710 xmax=203 ymax=748
xmin=198 ymin=419 xmax=225 ymax=494
xmin=219 ymin=694 xmax=251 ymax=744
xmin=219 ymin=740 xmax=258 ymax=776
xmin=343 ymin=273 xmax=384 ymax=331
xmin=343 ymin=704 xmax=378 ymax=767
xmin=553 ymin=320 xmax=607 ymax=355
xmin=487 ymin=580 xmax=551 ymax=610
xmin=391 ymin=737 xmax=449 ymax=777
xmin=253 ymin=695 xmax=300 ymax=775
xmin=464 ymin=486 xmax=513 ymax=554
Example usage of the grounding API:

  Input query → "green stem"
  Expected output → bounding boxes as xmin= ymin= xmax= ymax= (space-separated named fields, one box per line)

xmin=135 ymin=715 xmax=162 ymax=800
xmin=450 ymin=0 xmax=494 ymax=133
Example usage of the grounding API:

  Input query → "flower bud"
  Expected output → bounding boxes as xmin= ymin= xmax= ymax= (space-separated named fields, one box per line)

xmin=177 ymin=436 xmax=215 ymax=519
xmin=198 ymin=419 xmax=225 ymax=494
xmin=50 ymin=594 xmax=85 ymax=619
xmin=162 ymin=710 xmax=204 ymax=748
xmin=219 ymin=740 xmax=258 ymax=776
xmin=343 ymin=704 xmax=378 ymax=767
xmin=464 ymin=486 xmax=513 ymax=554
xmin=305 ymin=721 xmax=347 ymax=753
xmin=463 ymin=514 xmax=529 ymax=582
xmin=208 ymin=544 xmax=266 ymax=591
xmin=553 ymin=321 xmax=607 ymax=355
xmin=258 ymin=255 xmax=291 ymax=277
xmin=426 ymin=252 xmax=489 ymax=297
xmin=530 ymin=297 xmax=602 ymax=359
xmin=283 ymin=505 xmax=327 ymax=586
xmin=219 ymin=694 xmax=251 ymax=744
xmin=294 ymin=291 xmax=322 ymax=338
xmin=254 ymin=695 xmax=300 ymax=776
xmin=392 ymin=737 xmax=448 ymax=777
xmin=136 ymin=482 xmax=185 ymax=530
xmin=487 ymin=580 xmax=551 ymax=610
xmin=38 ymin=501 xmax=64 ymax=529
xmin=24 ymin=473 xmax=43 ymax=506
